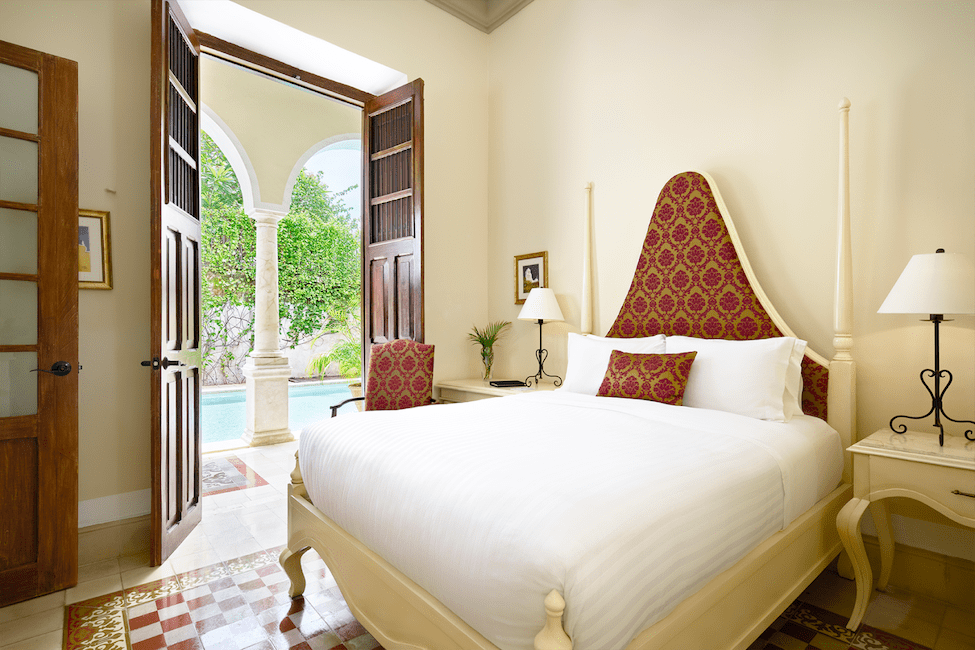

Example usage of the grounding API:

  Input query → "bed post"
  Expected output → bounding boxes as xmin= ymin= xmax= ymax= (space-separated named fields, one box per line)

xmin=534 ymin=590 xmax=572 ymax=650
xmin=828 ymin=97 xmax=856 ymax=485
xmin=581 ymin=182 xmax=594 ymax=334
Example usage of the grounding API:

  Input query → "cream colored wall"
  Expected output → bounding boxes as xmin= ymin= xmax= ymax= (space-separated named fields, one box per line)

xmin=487 ymin=1 xmax=974 ymax=554
xmin=0 ymin=0 xmax=154 ymax=512
xmin=0 ymin=0 xmax=490 ymax=518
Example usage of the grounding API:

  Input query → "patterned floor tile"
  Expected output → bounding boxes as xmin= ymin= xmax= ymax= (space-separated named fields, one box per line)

xmin=203 ymin=456 xmax=269 ymax=496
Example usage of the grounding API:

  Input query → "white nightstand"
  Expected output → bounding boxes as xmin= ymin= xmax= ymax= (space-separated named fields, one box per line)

xmin=836 ymin=429 xmax=975 ymax=630
xmin=434 ymin=378 xmax=557 ymax=404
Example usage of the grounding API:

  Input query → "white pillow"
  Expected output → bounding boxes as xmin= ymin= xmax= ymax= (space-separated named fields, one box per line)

xmin=783 ymin=338 xmax=807 ymax=421
xmin=664 ymin=336 xmax=798 ymax=421
xmin=560 ymin=333 xmax=666 ymax=396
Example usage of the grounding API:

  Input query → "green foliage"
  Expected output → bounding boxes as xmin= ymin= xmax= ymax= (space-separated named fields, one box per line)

xmin=468 ymin=320 xmax=511 ymax=357
xmin=199 ymin=131 xmax=362 ymax=384
xmin=307 ymin=319 xmax=362 ymax=380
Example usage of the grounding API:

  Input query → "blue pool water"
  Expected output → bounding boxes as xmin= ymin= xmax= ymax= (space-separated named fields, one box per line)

xmin=201 ymin=382 xmax=357 ymax=444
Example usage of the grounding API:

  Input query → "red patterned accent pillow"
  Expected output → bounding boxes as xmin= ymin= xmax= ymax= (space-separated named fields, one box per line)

xmin=365 ymin=339 xmax=435 ymax=411
xmin=596 ymin=350 xmax=698 ymax=406
xmin=605 ymin=171 xmax=828 ymax=420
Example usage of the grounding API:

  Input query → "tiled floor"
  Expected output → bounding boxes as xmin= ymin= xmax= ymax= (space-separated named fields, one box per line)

xmin=1 ymin=439 xmax=972 ymax=650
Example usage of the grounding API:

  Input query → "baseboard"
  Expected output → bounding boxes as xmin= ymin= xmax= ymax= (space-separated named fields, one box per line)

xmin=846 ymin=535 xmax=975 ymax=611
xmin=78 ymin=514 xmax=151 ymax=565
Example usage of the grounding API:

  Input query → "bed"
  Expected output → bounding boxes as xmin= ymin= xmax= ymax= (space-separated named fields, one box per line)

xmin=281 ymin=100 xmax=857 ymax=650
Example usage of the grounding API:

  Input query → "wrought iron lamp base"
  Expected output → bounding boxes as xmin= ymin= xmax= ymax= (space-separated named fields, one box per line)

xmin=524 ymin=319 xmax=563 ymax=388
xmin=889 ymin=315 xmax=975 ymax=446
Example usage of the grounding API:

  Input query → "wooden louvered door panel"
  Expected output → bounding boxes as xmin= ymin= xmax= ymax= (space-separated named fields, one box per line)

xmin=0 ymin=39 xmax=78 ymax=607
xmin=362 ymin=79 xmax=424 ymax=372
xmin=149 ymin=0 xmax=202 ymax=565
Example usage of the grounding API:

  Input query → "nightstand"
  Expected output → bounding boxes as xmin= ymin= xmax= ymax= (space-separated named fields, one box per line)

xmin=434 ymin=378 xmax=557 ymax=404
xmin=836 ymin=429 xmax=975 ymax=630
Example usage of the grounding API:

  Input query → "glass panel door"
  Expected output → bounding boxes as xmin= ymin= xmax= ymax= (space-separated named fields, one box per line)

xmin=0 ymin=62 xmax=38 ymax=135
xmin=0 ymin=61 xmax=39 ymax=418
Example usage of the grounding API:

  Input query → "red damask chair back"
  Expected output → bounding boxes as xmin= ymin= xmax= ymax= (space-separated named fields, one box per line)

xmin=364 ymin=339 xmax=436 ymax=411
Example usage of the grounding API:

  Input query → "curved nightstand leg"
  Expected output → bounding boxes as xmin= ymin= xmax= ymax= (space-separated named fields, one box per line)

xmin=870 ymin=500 xmax=894 ymax=591
xmin=837 ymin=497 xmax=872 ymax=630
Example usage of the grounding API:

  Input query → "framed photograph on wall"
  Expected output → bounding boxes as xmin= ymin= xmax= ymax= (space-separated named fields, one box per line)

xmin=514 ymin=251 xmax=548 ymax=304
xmin=79 ymin=209 xmax=112 ymax=290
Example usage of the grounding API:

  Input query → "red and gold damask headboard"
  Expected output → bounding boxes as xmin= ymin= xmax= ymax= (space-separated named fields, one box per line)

xmin=606 ymin=171 xmax=828 ymax=420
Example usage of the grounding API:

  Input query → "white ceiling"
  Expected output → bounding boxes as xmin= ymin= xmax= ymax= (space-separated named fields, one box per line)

xmin=180 ymin=0 xmax=408 ymax=96
xmin=423 ymin=0 xmax=535 ymax=33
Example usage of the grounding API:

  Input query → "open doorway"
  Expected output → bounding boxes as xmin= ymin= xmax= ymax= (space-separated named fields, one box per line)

xmin=196 ymin=55 xmax=363 ymax=452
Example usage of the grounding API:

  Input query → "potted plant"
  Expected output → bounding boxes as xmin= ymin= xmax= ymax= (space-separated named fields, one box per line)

xmin=468 ymin=320 xmax=511 ymax=381
xmin=308 ymin=320 xmax=364 ymax=411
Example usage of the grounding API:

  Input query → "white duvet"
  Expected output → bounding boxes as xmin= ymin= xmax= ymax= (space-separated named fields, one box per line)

xmin=299 ymin=391 xmax=842 ymax=650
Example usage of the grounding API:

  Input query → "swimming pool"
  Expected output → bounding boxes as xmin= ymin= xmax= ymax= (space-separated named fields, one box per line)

xmin=201 ymin=382 xmax=357 ymax=444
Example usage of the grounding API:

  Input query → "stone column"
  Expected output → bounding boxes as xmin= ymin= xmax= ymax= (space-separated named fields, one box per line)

xmin=242 ymin=209 xmax=294 ymax=446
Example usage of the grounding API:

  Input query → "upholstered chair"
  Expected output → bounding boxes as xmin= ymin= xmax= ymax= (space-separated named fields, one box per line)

xmin=330 ymin=339 xmax=436 ymax=417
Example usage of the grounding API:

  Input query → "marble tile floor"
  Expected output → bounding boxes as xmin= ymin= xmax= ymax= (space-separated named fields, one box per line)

xmin=1 ymin=439 xmax=972 ymax=650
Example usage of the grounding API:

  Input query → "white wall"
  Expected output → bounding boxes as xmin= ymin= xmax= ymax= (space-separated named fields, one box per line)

xmin=487 ymin=1 xmax=974 ymax=554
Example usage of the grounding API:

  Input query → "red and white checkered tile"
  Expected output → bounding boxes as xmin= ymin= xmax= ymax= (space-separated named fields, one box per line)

xmin=66 ymin=550 xmax=382 ymax=650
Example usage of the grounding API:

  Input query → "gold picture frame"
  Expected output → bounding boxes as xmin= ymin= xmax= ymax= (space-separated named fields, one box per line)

xmin=79 ymin=209 xmax=112 ymax=290
xmin=514 ymin=251 xmax=548 ymax=304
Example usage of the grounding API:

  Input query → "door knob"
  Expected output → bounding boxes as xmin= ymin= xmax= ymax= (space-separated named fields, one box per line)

xmin=32 ymin=361 xmax=72 ymax=377
xmin=140 ymin=357 xmax=184 ymax=370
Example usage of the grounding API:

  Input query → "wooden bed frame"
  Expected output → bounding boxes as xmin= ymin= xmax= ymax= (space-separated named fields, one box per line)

xmin=281 ymin=99 xmax=857 ymax=650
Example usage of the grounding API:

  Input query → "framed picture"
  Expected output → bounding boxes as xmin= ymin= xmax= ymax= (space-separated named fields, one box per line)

xmin=514 ymin=251 xmax=548 ymax=304
xmin=79 ymin=209 xmax=112 ymax=290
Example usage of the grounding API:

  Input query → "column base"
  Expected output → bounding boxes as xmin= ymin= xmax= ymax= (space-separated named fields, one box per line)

xmin=242 ymin=355 xmax=294 ymax=447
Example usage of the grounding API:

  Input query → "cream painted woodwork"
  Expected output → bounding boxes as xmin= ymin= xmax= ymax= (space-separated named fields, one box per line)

xmin=422 ymin=0 xmax=536 ymax=33
xmin=837 ymin=429 xmax=975 ymax=630
xmin=279 ymin=100 xmax=859 ymax=649
xmin=434 ymin=378 xmax=556 ymax=403
xmin=0 ymin=39 xmax=79 ymax=607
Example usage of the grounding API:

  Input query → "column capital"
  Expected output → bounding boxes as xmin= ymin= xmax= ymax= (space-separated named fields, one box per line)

xmin=248 ymin=207 xmax=288 ymax=226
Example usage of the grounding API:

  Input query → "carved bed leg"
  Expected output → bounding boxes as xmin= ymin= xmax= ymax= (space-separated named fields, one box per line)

xmin=534 ymin=590 xmax=572 ymax=650
xmin=279 ymin=546 xmax=311 ymax=598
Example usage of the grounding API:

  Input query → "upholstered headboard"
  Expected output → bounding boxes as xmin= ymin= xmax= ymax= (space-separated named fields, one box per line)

xmin=605 ymin=171 xmax=829 ymax=420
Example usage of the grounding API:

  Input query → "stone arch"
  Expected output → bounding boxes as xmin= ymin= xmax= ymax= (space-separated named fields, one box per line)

xmin=284 ymin=133 xmax=362 ymax=211
xmin=201 ymin=105 xmax=263 ymax=214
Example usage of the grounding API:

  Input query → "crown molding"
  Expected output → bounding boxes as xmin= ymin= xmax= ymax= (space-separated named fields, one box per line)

xmin=423 ymin=0 xmax=535 ymax=33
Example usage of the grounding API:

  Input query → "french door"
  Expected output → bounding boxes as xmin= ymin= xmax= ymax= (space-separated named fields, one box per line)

xmin=149 ymin=0 xmax=203 ymax=565
xmin=0 ymin=39 xmax=79 ymax=607
xmin=362 ymin=79 xmax=425 ymax=358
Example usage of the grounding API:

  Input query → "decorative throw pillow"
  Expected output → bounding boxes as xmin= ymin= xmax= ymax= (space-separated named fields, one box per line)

xmin=560 ymin=333 xmax=667 ymax=396
xmin=596 ymin=350 xmax=698 ymax=406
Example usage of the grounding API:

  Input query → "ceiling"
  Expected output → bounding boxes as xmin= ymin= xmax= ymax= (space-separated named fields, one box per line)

xmin=423 ymin=0 xmax=535 ymax=33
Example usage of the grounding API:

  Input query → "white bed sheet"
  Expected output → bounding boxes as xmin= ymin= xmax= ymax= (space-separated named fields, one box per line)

xmin=299 ymin=391 xmax=843 ymax=650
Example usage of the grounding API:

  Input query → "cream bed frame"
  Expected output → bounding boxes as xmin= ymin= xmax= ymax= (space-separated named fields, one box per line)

xmin=280 ymin=99 xmax=857 ymax=650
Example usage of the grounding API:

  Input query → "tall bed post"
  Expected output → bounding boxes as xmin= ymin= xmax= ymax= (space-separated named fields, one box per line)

xmin=829 ymin=97 xmax=856 ymax=484
xmin=581 ymin=182 xmax=594 ymax=335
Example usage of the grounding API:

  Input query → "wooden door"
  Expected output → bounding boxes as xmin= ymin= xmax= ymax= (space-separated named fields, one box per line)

xmin=0 ymin=40 xmax=79 ymax=607
xmin=362 ymin=79 xmax=424 ymax=367
xmin=149 ymin=0 xmax=203 ymax=565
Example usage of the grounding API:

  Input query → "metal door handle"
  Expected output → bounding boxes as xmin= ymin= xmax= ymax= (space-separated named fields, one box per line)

xmin=32 ymin=361 xmax=72 ymax=377
xmin=140 ymin=357 xmax=184 ymax=370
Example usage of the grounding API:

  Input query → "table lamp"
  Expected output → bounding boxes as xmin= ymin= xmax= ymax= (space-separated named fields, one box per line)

xmin=518 ymin=288 xmax=564 ymax=387
xmin=878 ymin=249 xmax=975 ymax=445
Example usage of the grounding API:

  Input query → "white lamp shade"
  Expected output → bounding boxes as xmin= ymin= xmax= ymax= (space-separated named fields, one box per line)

xmin=518 ymin=288 xmax=564 ymax=322
xmin=878 ymin=251 xmax=975 ymax=315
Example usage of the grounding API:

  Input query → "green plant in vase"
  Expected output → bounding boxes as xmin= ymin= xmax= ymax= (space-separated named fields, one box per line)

xmin=468 ymin=320 xmax=511 ymax=381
